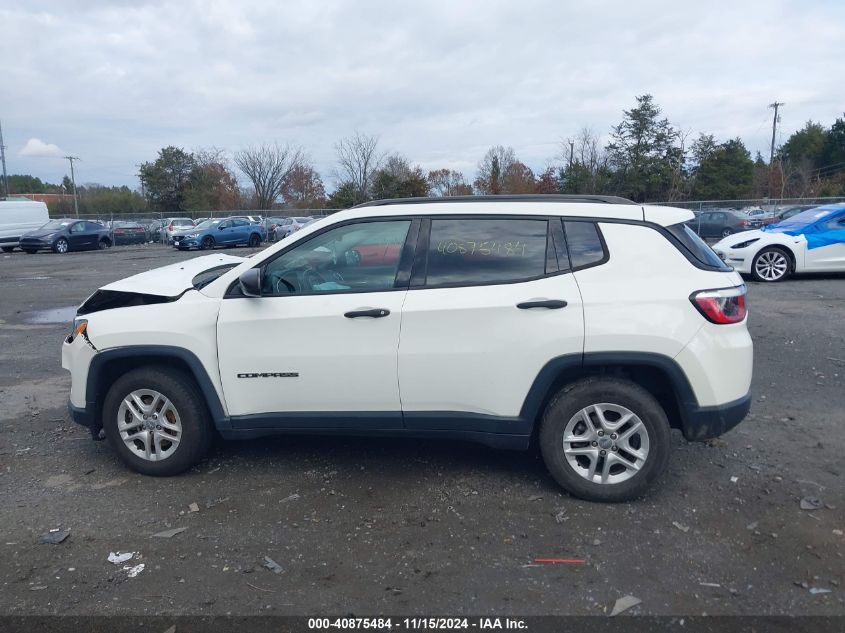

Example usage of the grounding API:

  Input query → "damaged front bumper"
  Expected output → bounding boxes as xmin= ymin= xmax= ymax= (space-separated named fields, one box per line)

xmin=62 ymin=329 xmax=102 ymax=439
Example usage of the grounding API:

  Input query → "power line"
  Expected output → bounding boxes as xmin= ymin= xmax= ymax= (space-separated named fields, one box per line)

xmin=64 ymin=155 xmax=81 ymax=217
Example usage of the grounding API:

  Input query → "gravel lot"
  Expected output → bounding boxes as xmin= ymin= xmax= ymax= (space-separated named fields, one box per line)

xmin=0 ymin=243 xmax=843 ymax=617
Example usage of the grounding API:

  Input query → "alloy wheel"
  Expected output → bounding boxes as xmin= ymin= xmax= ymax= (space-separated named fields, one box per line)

xmin=561 ymin=403 xmax=650 ymax=484
xmin=754 ymin=250 xmax=788 ymax=281
xmin=116 ymin=389 xmax=182 ymax=462
xmin=55 ymin=239 xmax=68 ymax=253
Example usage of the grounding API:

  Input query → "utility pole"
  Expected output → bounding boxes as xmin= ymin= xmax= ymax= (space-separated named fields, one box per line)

xmin=768 ymin=102 xmax=784 ymax=199
xmin=64 ymin=155 xmax=80 ymax=217
xmin=568 ymin=140 xmax=574 ymax=170
xmin=0 ymin=119 xmax=9 ymax=199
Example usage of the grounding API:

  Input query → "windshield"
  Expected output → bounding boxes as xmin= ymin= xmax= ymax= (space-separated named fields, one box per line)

xmin=195 ymin=220 xmax=222 ymax=230
xmin=40 ymin=220 xmax=72 ymax=230
xmin=771 ymin=207 xmax=839 ymax=229
xmin=295 ymin=217 xmax=312 ymax=223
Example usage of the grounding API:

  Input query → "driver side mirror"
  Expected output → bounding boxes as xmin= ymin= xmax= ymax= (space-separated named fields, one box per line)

xmin=239 ymin=268 xmax=262 ymax=297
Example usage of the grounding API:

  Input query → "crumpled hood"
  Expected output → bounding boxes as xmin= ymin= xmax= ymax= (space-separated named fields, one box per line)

xmin=100 ymin=253 xmax=245 ymax=297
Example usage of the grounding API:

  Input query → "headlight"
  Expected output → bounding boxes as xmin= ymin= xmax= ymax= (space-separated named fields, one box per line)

xmin=730 ymin=238 xmax=760 ymax=249
xmin=69 ymin=317 xmax=88 ymax=342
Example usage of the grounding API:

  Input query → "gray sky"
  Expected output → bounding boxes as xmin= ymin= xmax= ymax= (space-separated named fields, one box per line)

xmin=1 ymin=0 xmax=844 ymax=190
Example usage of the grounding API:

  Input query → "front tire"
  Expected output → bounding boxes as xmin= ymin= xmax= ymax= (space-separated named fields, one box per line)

xmin=201 ymin=236 xmax=215 ymax=250
xmin=102 ymin=367 xmax=213 ymax=476
xmin=1 ymin=246 xmax=14 ymax=253
xmin=53 ymin=238 xmax=69 ymax=254
xmin=751 ymin=247 xmax=790 ymax=282
xmin=539 ymin=378 xmax=671 ymax=502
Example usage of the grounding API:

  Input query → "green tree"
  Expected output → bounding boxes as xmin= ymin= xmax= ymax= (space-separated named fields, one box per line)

xmin=780 ymin=121 xmax=827 ymax=169
xmin=7 ymin=174 xmax=52 ymax=194
xmin=606 ymin=94 xmax=680 ymax=201
xmin=691 ymin=138 xmax=754 ymax=200
xmin=327 ymin=182 xmax=357 ymax=209
xmin=183 ymin=150 xmax=241 ymax=211
xmin=371 ymin=154 xmax=429 ymax=199
xmin=138 ymin=146 xmax=196 ymax=212
xmin=821 ymin=115 xmax=845 ymax=169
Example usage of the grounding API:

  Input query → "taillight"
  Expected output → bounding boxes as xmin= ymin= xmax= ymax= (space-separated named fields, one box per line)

xmin=690 ymin=285 xmax=747 ymax=324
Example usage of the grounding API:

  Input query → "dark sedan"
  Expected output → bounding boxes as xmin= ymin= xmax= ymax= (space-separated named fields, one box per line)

xmin=110 ymin=220 xmax=148 ymax=245
xmin=687 ymin=209 xmax=758 ymax=239
xmin=19 ymin=219 xmax=112 ymax=254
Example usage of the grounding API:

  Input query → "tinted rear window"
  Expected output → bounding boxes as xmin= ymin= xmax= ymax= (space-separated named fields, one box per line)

xmin=426 ymin=218 xmax=549 ymax=286
xmin=666 ymin=223 xmax=729 ymax=269
xmin=563 ymin=221 xmax=606 ymax=268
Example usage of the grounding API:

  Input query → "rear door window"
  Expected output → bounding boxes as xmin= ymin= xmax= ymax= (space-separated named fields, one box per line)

xmin=424 ymin=217 xmax=549 ymax=286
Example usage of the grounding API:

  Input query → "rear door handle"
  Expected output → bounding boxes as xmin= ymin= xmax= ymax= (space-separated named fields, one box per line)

xmin=517 ymin=300 xmax=568 ymax=310
xmin=344 ymin=308 xmax=391 ymax=318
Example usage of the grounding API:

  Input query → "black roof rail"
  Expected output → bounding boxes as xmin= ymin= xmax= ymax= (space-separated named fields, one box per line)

xmin=353 ymin=194 xmax=636 ymax=209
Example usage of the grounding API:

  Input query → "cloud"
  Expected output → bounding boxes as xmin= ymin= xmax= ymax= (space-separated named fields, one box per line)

xmin=1 ymin=1 xmax=844 ymax=187
xmin=19 ymin=138 xmax=65 ymax=158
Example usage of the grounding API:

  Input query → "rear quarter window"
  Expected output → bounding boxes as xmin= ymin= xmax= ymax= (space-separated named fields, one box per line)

xmin=563 ymin=221 xmax=606 ymax=269
xmin=665 ymin=223 xmax=730 ymax=270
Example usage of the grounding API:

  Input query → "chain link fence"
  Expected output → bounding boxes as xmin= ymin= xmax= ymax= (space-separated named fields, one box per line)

xmin=45 ymin=209 xmax=341 ymax=245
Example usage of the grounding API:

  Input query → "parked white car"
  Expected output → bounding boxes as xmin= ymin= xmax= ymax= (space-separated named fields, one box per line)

xmin=712 ymin=203 xmax=845 ymax=282
xmin=62 ymin=195 xmax=753 ymax=501
xmin=0 ymin=200 xmax=49 ymax=252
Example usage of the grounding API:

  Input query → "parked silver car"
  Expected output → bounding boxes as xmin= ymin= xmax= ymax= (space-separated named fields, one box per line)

xmin=274 ymin=216 xmax=314 ymax=240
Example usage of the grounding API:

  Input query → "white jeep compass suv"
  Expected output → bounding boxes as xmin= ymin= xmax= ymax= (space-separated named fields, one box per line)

xmin=63 ymin=195 xmax=752 ymax=502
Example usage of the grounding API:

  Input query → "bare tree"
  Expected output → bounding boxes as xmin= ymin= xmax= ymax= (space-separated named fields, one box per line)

xmin=234 ymin=143 xmax=302 ymax=210
xmin=334 ymin=131 xmax=382 ymax=204
xmin=428 ymin=168 xmax=472 ymax=196
xmin=474 ymin=145 xmax=518 ymax=194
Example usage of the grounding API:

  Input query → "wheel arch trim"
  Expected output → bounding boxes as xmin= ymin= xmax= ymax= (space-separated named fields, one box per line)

xmin=85 ymin=345 xmax=228 ymax=430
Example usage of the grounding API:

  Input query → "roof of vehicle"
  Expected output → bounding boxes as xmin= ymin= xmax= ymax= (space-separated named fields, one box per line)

xmin=332 ymin=195 xmax=694 ymax=227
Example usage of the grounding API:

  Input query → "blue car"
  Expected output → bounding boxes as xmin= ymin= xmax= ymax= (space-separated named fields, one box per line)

xmin=172 ymin=218 xmax=264 ymax=250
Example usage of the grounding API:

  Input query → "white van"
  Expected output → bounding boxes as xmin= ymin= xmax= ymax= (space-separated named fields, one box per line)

xmin=0 ymin=200 xmax=50 ymax=252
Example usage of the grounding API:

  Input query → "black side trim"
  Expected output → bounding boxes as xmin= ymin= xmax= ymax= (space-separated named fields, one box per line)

xmin=403 ymin=411 xmax=530 ymax=435
xmin=83 ymin=346 xmax=228 ymax=430
xmin=683 ymin=392 xmax=751 ymax=441
xmin=229 ymin=411 xmax=403 ymax=430
xmin=582 ymin=351 xmax=699 ymax=411
xmin=219 ymin=427 xmax=530 ymax=450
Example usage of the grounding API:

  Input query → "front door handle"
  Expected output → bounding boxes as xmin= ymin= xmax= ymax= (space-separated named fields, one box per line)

xmin=344 ymin=308 xmax=391 ymax=318
xmin=517 ymin=300 xmax=568 ymax=310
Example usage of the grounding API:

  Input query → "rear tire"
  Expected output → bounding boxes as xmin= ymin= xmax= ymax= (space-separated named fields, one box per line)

xmin=102 ymin=367 xmax=213 ymax=476
xmin=98 ymin=238 xmax=111 ymax=250
xmin=1 ymin=246 xmax=14 ymax=253
xmin=721 ymin=227 xmax=733 ymax=238
xmin=751 ymin=247 xmax=791 ymax=282
xmin=539 ymin=377 xmax=671 ymax=502
xmin=248 ymin=233 xmax=261 ymax=247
